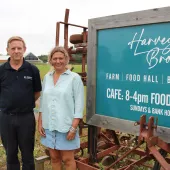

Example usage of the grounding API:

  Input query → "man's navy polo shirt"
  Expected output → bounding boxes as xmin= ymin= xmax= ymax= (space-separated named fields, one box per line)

xmin=0 ymin=58 xmax=42 ymax=113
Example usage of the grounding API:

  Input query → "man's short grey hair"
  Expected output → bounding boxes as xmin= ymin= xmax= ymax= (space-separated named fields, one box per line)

xmin=7 ymin=36 xmax=26 ymax=48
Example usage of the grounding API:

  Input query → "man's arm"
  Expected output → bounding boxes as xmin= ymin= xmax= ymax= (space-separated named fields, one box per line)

xmin=34 ymin=91 xmax=40 ymax=101
xmin=31 ymin=65 xmax=42 ymax=101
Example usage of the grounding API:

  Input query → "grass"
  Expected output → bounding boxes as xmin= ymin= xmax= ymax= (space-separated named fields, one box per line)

xmin=35 ymin=63 xmax=50 ymax=79
xmin=35 ymin=63 xmax=84 ymax=80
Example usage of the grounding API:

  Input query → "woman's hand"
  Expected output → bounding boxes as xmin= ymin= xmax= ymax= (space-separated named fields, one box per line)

xmin=38 ymin=122 xmax=46 ymax=137
xmin=67 ymin=118 xmax=80 ymax=140
xmin=67 ymin=131 xmax=76 ymax=140
xmin=38 ymin=113 xmax=46 ymax=137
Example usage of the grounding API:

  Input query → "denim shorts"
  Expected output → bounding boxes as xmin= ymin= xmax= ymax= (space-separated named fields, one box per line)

xmin=41 ymin=129 xmax=80 ymax=150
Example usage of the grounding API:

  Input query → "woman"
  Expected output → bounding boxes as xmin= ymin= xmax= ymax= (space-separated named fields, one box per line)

xmin=38 ymin=46 xmax=84 ymax=170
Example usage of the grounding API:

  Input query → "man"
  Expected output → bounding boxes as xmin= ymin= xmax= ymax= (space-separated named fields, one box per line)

xmin=0 ymin=36 xmax=42 ymax=170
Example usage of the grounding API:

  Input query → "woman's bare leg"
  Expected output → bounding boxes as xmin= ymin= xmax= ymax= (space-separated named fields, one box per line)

xmin=49 ymin=148 xmax=62 ymax=170
xmin=60 ymin=150 xmax=76 ymax=170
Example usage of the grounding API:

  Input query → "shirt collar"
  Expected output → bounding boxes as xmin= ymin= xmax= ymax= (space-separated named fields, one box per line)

xmin=49 ymin=69 xmax=71 ymax=76
xmin=5 ymin=57 xmax=28 ymax=70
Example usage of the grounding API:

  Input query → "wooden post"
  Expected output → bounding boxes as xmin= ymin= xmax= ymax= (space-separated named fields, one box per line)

xmin=35 ymin=155 xmax=50 ymax=170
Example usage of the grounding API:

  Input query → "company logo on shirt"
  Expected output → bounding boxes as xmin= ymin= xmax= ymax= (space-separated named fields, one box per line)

xmin=24 ymin=76 xmax=32 ymax=80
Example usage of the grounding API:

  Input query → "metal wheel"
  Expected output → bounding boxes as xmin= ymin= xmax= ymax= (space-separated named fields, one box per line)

xmin=101 ymin=155 xmax=115 ymax=166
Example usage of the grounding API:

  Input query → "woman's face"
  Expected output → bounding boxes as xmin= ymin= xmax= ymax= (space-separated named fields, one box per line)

xmin=51 ymin=52 xmax=67 ymax=72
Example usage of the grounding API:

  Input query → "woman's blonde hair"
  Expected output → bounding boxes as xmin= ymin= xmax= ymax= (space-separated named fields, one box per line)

xmin=48 ymin=46 xmax=69 ymax=65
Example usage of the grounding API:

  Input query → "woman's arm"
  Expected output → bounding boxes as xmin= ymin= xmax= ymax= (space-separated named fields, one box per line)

xmin=71 ymin=118 xmax=80 ymax=129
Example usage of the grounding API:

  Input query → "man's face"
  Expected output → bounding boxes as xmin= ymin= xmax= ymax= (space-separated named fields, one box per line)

xmin=7 ymin=40 xmax=26 ymax=62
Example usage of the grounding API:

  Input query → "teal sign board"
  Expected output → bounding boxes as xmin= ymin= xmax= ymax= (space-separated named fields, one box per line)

xmin=96 ymin=22 xmax=170 ymax=128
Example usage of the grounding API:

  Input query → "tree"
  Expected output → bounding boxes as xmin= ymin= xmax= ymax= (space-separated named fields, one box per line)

xmin=38 ymin=55 xmax=48 ymax=63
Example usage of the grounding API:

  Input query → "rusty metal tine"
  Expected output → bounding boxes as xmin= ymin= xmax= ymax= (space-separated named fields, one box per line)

xmin=97 ymin=145 xmax=119 ymax=159
xmin=138 ymin=115 xmax=146 ymax=143
xmin=100 ymin=132 xmax=114 ymax=144
xmin=149 ymin=146 xmax=170 ymax=170
xmin=105 ymin=143 xmax=141 ymax=170
xmin=148 ymin=116 xmax=154 ymax=138
xmin=124 ymin=156 xmax=150 ymax=170
xmin=157 ymin=138 xmax=170 ymax=154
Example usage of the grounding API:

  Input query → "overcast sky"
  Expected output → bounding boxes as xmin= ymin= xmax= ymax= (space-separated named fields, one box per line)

xmin=0 ymin=0 xmax=170 ymax=56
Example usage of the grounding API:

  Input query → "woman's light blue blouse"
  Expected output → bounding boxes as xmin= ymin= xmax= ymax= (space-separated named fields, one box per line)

xmin=39 ymin=69 xmax=84 ymax=132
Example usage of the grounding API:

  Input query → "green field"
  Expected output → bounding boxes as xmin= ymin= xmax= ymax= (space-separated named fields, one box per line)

xmin=35 ymin=63 xmax=84 ymax=80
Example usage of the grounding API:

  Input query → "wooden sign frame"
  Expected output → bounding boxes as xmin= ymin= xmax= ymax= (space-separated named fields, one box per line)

xmin=87 ymin=7 xmax=170 ymax=142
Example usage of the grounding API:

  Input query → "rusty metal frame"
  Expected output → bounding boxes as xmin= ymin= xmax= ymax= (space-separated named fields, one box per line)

xmin=74 ymin=115 xmax=170 ymax=170
xmin=55 ymin=9 xmax=88 ymax=85
xmin=138 ymin=115 xmax=170 ymax=170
